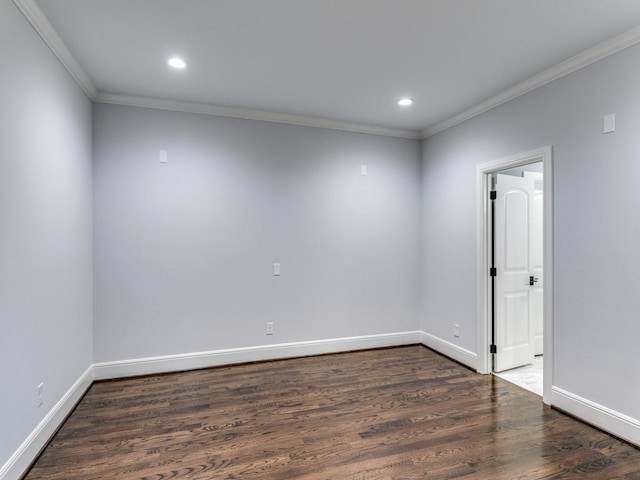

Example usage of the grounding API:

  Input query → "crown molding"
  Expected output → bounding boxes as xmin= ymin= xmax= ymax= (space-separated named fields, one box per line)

xmin=13 ymin=0 xmax=98 ymax=99
xmin=421 ymin=24 xmax=640 ymax=138
xmin=94 ymin=92 xmax=422 ymax=139
xmin=14 ymin=0 xmax=419 ymax=139
xmin=15 ymin=0 xmax=640 ymax=140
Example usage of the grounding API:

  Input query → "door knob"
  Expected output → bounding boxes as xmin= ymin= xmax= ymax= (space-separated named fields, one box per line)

xmin=529 ymin=276 xmax=539 ymax=286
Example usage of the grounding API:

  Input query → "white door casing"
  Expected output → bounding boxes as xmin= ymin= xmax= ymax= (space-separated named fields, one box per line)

xmin=494 ymin=173 xmax=535 ymax=372
xmin=476 ymin=145 xmax=553 ymax=405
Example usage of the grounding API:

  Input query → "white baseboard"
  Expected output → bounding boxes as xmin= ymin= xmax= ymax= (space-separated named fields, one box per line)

xmin=0 ymin=366 xmax=93 ymax=480
xmin=94 ymin=331 xmax=423 ymax=380
xmin=8 ymin=335 xmax=640 ymax=480
xmin=419 ymin=331 xmax=478 ymax=370
xmin=0 ymin=330 xmax=492 ymax=480
xmin=551 ymin=386 xmax=640 ymax=446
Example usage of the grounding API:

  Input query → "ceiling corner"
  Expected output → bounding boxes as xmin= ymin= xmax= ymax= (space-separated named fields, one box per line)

xmin=13 ymin=0 xmax=98 ymax=99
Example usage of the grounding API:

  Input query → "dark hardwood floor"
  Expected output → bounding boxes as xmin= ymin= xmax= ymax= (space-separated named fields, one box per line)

xmin=23 ymin=346 xmax=640 ymax=479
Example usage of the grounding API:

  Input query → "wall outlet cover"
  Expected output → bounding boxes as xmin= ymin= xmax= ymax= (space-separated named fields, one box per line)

xmin=603 ymin=114 xmax=615 ymax=134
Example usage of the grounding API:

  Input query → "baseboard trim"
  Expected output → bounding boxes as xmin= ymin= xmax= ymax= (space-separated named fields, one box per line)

xmin=93 ymin=331 xmax=423 ymax=380
xmin=419 ymin=332 xmax=478 ymax=370
xmin=8 ymin=337 xmax=640 ymax=479
xmin=551 ymin=386 xmax=640 ymax=447
xmin=0 ymin=366 xmax=93 ymax=480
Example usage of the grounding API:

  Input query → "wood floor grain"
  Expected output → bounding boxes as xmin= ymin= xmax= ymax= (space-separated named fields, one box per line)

xmin=23 ymin=346 xmax=640 ymax=479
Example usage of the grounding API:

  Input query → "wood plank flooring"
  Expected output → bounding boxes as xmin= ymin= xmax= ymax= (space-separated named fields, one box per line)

xmin=23 ymin=346 xmax=640 ymax=479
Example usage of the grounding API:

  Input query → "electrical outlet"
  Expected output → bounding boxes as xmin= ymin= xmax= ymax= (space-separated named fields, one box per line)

xmin=266 ymin=322 xmax=274 ymax=335
xmin=37 ymin=382 xmax=44 ymax=408
xmin=453 ymin=324 xmax=460 ymax=338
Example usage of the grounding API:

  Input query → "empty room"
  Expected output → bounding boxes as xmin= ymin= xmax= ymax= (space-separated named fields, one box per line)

xmin=3 ymin=1 xmax=640 ymax=478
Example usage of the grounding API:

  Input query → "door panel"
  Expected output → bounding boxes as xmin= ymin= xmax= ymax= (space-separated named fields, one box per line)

xmin=494 ymin=173 xmax=535 ymax=372
xmin=504 ymin=190 xmax=529 ymax=271
xmin=504 ymin=292 xmax=529 ymax=347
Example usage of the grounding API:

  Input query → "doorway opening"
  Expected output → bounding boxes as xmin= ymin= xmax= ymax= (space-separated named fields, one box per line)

xmin=475 ymin=147 xmax=553 ymax=404
xmin=491 ymin=163 xmax=543 ymax=395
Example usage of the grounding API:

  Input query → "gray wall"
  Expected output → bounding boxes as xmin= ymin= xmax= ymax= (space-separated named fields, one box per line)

xmin=0 ymin=0 xmax=93 ymax=467
xmin=421 ymin=42 xmax=640 ymax=420
xmin=8 ymin=0 xmax=640 ymax=466
xmin=93 ymin=104 xmax=422 ymax=362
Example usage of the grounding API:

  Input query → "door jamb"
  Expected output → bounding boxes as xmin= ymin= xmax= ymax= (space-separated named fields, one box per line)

xmin=475 ymin=146 xmax=553 ymax=405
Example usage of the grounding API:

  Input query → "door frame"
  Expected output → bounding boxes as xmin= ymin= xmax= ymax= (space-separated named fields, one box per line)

xmin=475 ymin=146 xmax=553 ymax=405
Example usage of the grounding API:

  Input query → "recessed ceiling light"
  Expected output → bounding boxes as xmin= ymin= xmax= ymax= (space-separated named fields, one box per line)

xmin=398 ymin=97 xmax=414 ymax=106
xmin=167 ymin=57 xmax=187 ymax=69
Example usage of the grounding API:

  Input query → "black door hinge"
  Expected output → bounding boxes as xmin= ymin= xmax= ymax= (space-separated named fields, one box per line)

xmin=490 ymin=191 xmax=497 ymax=200
xmin=489 ymin=267 xmax=497 ymax=277
xmin=490 ymin=344 xmax=497 ymax=354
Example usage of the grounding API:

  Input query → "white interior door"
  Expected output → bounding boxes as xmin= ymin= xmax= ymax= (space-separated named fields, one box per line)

xmin=525 ymin=172 xmax=544 ymax=355
xmin=494 ymin=173 xmax=535 ymax=372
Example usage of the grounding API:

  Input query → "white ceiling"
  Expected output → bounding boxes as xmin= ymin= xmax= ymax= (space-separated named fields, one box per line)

xmin=27 ymin=0 xmax=640 ymax=136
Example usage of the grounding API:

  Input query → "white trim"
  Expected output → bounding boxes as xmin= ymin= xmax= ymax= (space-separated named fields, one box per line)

xmin=93 ymin=331 xmax=422 ymax=380
xmin=12 ymin=334 xmax=640 ymax=478
xmin=0 ymin=366 xmax=93 ymax=480
xmin=17 ymin=0 xmax=640 ymax=141
xmin=419 ymin=332 xmax=478 ymax=370
xmin=422 ymin=24 xmax=640 ymax=138
xmin=551 ymin=387 xmax=640 ymax=447
xmin=12 ymin=0 xmax=419 ymax=140
xmin=5 ymin=340 xmax=640 ymax=480
xmin=94 ymin=93 xmax=422 ymax=139
xmin=15 ymin=0 xmax=640 ymax=141
xmin=12 ymin=0 xmax=98 ymax=99
xmin=542 ymin=155 xmax=554 ymax=405
xmin=475 ymin=146 xmax=554 ymax=405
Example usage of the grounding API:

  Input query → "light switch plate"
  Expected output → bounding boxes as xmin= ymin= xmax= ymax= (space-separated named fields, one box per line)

xmin=159 ymin=149 xmax=168 ymax=163
xmin=273 ymin=263 xmax=281 ymax=276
